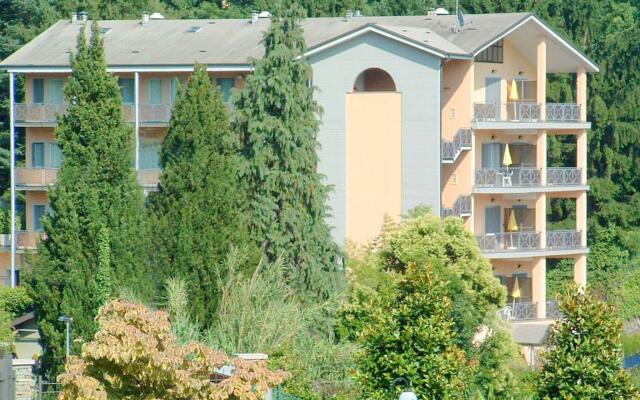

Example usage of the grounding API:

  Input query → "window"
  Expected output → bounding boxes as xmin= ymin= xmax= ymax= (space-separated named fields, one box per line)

xmin=216 ymin=78 xmax=235 ymax=103
xmin=119 ymin=78 xmax=135 ymax=104
xmin=148 ymin=79 xmax=163 ymax=105
xmin=482 ymin=143 xmax=505 ymax=169
xmin=33 ymin=205 xmax=46 ymax=232
xmin=475 ymin=39 xmax=503 ymax=63
xmin=49 ymin=142 xmax=63 ymax=168
xmin=50 ymin=79 xmax=64 ymax=104
xmin=33 ymin=79 xmax=45 ymax=104
xmin=139 ymin=138 xmax=161 ymax=170
xmin=32 ymin=142 xmax=45 ymax=168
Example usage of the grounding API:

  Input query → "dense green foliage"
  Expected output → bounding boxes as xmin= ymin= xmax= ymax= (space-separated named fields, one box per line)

xmin=234 ymin=6 xmax=343 ymax=300
xmin=27 ymin=23 xmax=153 ymax=376
xmin=340 ymin=213 xmax=529 ymax=398
xmin=0 ymin=286 xmax=32 ymax=319
xmin=148 ymin=64 xmax=252 ymax=323
xmin=538 ymin=287 xmax=640 ymax=399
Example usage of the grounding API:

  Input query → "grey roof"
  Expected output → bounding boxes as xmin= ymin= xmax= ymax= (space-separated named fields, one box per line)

xmin=0 ymin=12 xmax=597 ymax=71
xmin=511 ymin=320 xmax=552 ymax=346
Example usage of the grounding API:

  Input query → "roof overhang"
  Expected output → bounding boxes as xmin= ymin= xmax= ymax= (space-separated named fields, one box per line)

xmin=473 ymin=14 xmax=599 ymax=73
xmin=3 ymin=64 xmax=253 ymax=74
xmin=304 ymin=23 xmax=473 ymax=60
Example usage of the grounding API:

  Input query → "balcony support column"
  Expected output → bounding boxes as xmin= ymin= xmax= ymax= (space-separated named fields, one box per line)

xmin=537 ymin=129 xmax=547 ymax=185
xmin=574 ymin=254 xmax=587 ymax=289
xmin=576 ymin=66 xmax=587 ymax=122
xmin=536 ymin=35 xmax=547 ymax=120
xmin=134 ymin=72 xmax=140 ymax=170
xmin=9 ymin=72 xmax=16 ymax=288
xmin=532 ymin=257 xmax=547 ymax=319
xmin=576 ymin=191 xmax=587 ymax=247
xmin=536 ymin=193 xmax=546 ymax=248
xmin=577 ymin=130 xmax=587 ymax=184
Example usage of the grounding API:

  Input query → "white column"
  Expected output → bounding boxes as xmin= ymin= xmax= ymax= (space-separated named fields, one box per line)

xmin=9 ymin=72 xmax=16 ymax=288
xmin=134 ymin=72 xmax=140 ymax=170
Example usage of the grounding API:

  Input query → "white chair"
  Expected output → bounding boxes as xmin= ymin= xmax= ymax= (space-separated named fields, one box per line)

xmin=502 ymin=170 xmax=513 ymax=187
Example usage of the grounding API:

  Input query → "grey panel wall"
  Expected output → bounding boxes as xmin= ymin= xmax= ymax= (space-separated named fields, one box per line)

xmin=308 ymin=32 xmax=442 ymax=245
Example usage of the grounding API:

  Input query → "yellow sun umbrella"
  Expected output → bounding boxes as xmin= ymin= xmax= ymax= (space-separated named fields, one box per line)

xmin=507 ymin=209 xmax=518 ymax=232
xmin=503 ymin=143 xmax=513 ymax=167
xmin=509 ymin=79 xmax=519 ymax=101
xmin=512 ymin=276 xmax=521 ymax=299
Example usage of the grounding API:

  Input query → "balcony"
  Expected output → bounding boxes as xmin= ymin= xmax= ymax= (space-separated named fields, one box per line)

xmin=0 ymin=231 xmax=43 ymax=250
xmin=472 ymin=102 xmax=587 ymax=129
xmin=14 ymin=103 xmax=172 ymax=126
xmin=14 ymin=103 xmax=67 ymax=126
xmin=16 ymin=167 xmax=58 ymax=189
xmin=442 ymin=195 xmax=471 ymax=219
xmin=138 ymin=169 xmax=161 ymax=190
xmin=441 ymin=128 xmax=472 ymax=163
xmin=547 ymin=167 xmax=582 ymax=186
xmin=477 ymin=230 xmax=583 ymax=255
xmin=499 ymin=300 xmax=560 ymax=321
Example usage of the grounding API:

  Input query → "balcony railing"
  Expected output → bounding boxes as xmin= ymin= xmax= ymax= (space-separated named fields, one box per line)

xmin=16 ymin=167 xmax=58 ymax=187
xmin=14 ymin=231 xmax=43 ymax=249
xmin=475 ymin=167 xmax=541 ymax=188
xmin=442 ymin=195 xmax=472 ymax=219
xmin=0 ymin=234 xmax=9 ymax=248
xmin=476 ymin=231 xmax=541 ymax=252
xmin=138 ymin=169 xmax=161 ymax=187
xmin=499 ymin=300 xmax=561 ymax=321
xmin=546 ymin=230 xmax=582 ymax=249
xmin=139 ymin=104 xmax=171 ymax=123
xmin=547 ymin=167 xmax=582 ymax=186
xmin=14 ymin=103 xmax=171 ymax=124
xmin=546 ymin=103 xmax=580 ymax=122
xmin=473 ymin=102 xmax=582 ymax=123
xmin=14 ymin=103 xmax=67 ymax=124
xmin=442 ymin=128 xmax=472 ymax=163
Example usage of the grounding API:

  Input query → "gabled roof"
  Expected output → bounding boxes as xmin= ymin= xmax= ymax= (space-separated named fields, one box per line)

xmin=0 ymin=12 xmax=598 ymax=73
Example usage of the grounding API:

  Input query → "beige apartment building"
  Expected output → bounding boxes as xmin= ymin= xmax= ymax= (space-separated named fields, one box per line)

xmin=0 ymin=11 xmax=596 ymax=342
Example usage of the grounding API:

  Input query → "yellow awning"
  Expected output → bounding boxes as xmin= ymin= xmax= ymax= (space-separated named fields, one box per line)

xmin=503 ymin=143 xmax=513 ymax=166
xmin=512 ymin=276 xmax=521 ymax=299
xmin=509 ymin=79 xmax=519 ymax=101
xmin=507 ymin=209 xmax=518 ymax=232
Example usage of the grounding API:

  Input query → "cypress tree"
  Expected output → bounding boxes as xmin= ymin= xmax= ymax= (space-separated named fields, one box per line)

xmin=234 ymin=5 xmax=343 ymax=299
xmin=28 ymin=22 xmax=153 ymax=375
xmin=147 ymin=64 xmax=252 ymax=323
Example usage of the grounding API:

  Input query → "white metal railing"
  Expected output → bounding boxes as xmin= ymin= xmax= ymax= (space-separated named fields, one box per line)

xmin=442 ymin=128 xmax=473 ymax=162
xmin=16 ymin=167 xmax=58 ymax=187
xmin=546 ymin=103 xmax=580 ymax=122
xmin=499 ymin=302 xmax=537 ymax=320
xmin=473 ymin=103 xmax=498 ymax=121
xmin=476 ymin=231 xmax=541 ymax=252
xmin=507 ymin=102 xmax=540 ymax=121
xmin=139 ymin=104 xmax=171 ymax=123
xmin=475 ymin=167 xmax=541 ymax=188
xmin=547 ymin=167 xmax=582 ymax=186
xmin=14 ymin=103 xmax=67 ymax=123
xmin=546 ymin=230 xmax=582 ymax=249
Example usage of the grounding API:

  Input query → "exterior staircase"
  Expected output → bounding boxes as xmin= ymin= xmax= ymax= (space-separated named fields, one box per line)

xmin=441 ymin=195 xmax=472 ymax=219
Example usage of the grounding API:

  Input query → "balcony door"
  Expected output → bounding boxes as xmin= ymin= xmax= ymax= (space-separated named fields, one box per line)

xmin=482 ymin=143 xmax=504 ymax=169
xmin=485 ymin=76 xmax=502 ymax=119
xmin=485 ymin=205 xmax=501 ymax=234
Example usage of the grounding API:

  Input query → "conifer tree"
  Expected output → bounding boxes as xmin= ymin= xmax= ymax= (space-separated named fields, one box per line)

xmin=147 ymin=64 xmax=251 ymax=323
xmin=28 ymin=22 xmax=152 ymax=375
xmin=234 ymin=5 xmax=343 ymax=299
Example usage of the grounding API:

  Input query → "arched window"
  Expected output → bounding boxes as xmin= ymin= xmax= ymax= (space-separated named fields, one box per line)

xmin=352 ymin=68 xmax=397 ymax=92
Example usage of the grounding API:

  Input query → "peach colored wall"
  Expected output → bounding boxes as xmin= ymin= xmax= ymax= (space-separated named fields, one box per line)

xmin=25 ymin=128 xmax=56 ymax=166
xmin=346 ymin=92 xmax=402 ymax=244
xmin=441 ymin=60 xmax=474 ymax=230
xmin=25 ymin=191 xmax=49 ymax=231
xmin=23 ymin=74 xmax=68 ymax=103
xmin=536 ymin=36 xmax=547 ymax=119
xmin=473 ymin=38 xmax=537 ymax=104
xmin=473 ymin=194 xmax=536 ymax=235
xmin=574 ymin=254 xmax=587 ymax=287
xmin=491 ymin=259 xmax=535 ymax=277
xmin=532 ymin=257 xmax=547 ymax=318
xmin=0 ymin=253 xmax=22 ymax=287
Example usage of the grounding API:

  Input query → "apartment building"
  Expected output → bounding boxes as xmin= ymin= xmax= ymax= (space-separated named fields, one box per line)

xmin=0 ymin=11 xmax=596 ymax=332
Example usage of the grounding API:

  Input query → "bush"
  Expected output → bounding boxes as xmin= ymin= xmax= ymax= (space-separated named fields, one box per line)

xmin=0 ymin=286 xmax=32 ymax=318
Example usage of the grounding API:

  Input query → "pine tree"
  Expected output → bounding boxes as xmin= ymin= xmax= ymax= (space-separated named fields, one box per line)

xmin=147 ymin=64 xmax=252 ymax=323
xmin=234 ymin=4 xmax=343 ymax=300
xmin=538 ymin=287 xmax=640 ymax=399
xmin=95 ymin=226 xmax=112 ymax=308
xmin=27 ymin=22 xmax=153 ymax=376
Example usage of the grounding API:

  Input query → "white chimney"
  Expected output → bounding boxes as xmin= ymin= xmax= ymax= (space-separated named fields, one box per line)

xmin=71 ymin=13 xmax=78 ymax=22
xmin=142 ymin=12 xmax=150 ymax=24
xmin=250 ymin=11 xmax=259 ymax=24
xmin=345 ymin=10 xmax=353 ymax=21
xmin=79 ymin=11 xmax=88 ymax=22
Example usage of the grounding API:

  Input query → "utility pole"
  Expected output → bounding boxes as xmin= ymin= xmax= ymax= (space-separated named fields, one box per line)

xmin=58 ymin=316 xmax=73 ymax=358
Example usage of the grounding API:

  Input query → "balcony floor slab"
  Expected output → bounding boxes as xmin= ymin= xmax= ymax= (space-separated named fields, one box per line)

xmin=483 ymin=247 xmax=589 ymax=260
xmin=473 ymin=185 xmax=589 ymax=194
